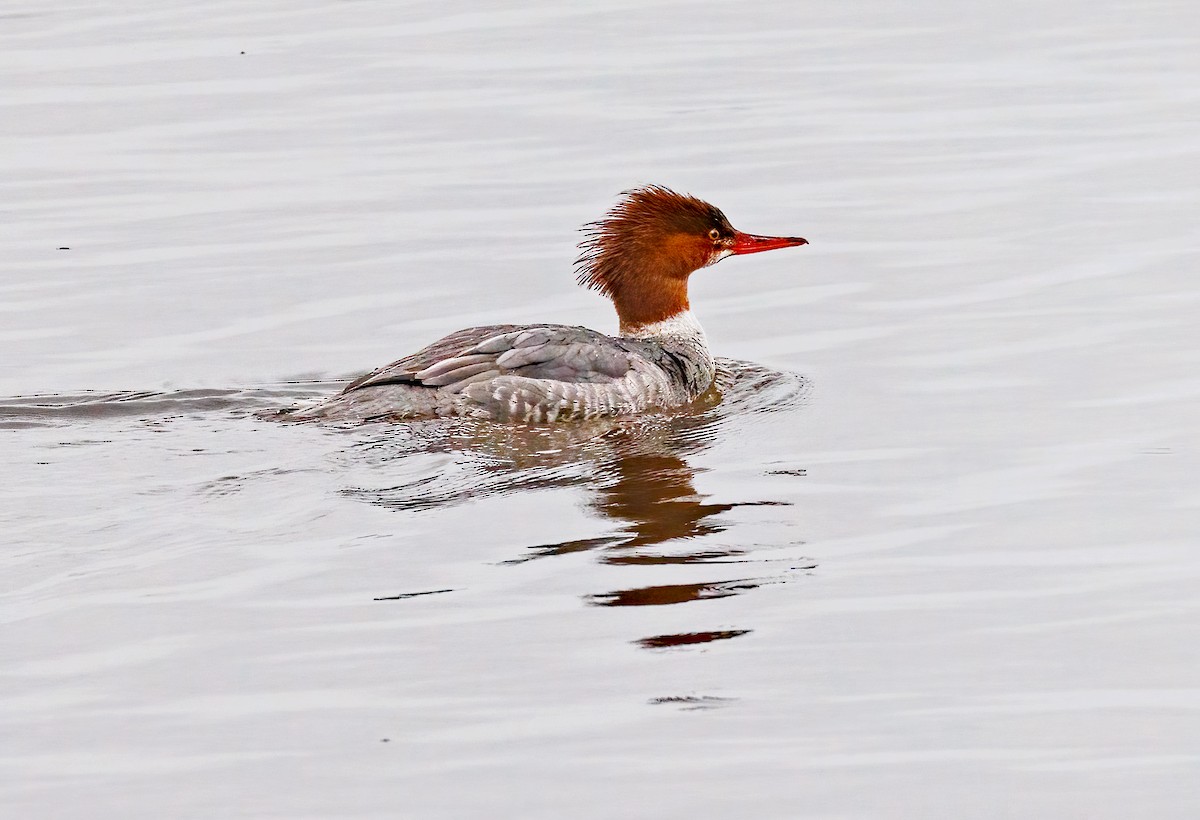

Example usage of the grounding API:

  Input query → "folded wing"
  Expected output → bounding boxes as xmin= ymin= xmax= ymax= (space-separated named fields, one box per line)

xmin=343 ymin=324 xmax=639 ymax=395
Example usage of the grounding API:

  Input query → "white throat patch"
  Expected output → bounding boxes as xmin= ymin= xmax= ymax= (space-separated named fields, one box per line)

xmin=622 ymin=309 xmax=708 ymax=343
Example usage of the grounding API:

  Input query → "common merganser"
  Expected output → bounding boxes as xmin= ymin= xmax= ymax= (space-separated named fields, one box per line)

xmin=298 ymin=186 xmax=807 ymax=422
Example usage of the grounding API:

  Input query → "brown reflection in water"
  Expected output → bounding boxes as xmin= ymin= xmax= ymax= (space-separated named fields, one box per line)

xmin=597 ymin=452 xmax=735 ymax=548
xmin=501 ymin=535 xmax=629 ymax=564
xmin=586 ymin=579 xmax=762 ymax=607
xmin=637 ymin=629 xmax=751 ymax=649
xmin=603 ymin=549 xmax=746 ymax=566
xmin=507 ymin=445 xmax=783 ymax=567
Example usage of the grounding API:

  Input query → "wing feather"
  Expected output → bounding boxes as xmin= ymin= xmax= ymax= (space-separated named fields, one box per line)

xmin=343 ymin=324 xmax=641 ymax=396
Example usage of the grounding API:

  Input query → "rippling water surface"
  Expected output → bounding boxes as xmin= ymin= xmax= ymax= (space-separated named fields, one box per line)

xmin=3 ymin=2 xmax=1199 ymax=817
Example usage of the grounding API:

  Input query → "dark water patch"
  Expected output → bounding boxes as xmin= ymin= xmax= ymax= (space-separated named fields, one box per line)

xmin=500 ymin=535 xmax=631 ymax=565
xmin=373 ymin=588 xmax=456 ymax=601
xmin=586 ymin=579 xmax=764 ymax=607
xmin=649 ymin=695 xmax=737 ymax=710
xmin=588 ymin=561 xmax=813 ymax=607
xmin=505 ymin=541 xmax=753 ymax=567
xmin=604 ymin=548 xmax=750 ymax=566
xmin=637 ymin=630 xmax=752 ymax=649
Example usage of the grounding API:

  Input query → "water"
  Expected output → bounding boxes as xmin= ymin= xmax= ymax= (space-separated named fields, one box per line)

xmin=3 ymin=2 xmax=1199 ymax=817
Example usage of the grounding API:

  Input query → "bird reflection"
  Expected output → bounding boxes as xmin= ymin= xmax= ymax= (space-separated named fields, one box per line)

xmin=342 ymin=360 xmax=813 ymax=645
xmin=505 ymin=436 xmax=776 ymax=566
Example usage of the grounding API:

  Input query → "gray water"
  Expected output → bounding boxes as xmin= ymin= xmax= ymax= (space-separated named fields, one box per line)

xmin=3 ymin=2 xmax=1199 ymax=818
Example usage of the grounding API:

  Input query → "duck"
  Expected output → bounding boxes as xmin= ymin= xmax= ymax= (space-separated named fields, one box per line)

xmin=296 ymin=185 xmax=807 ymax=422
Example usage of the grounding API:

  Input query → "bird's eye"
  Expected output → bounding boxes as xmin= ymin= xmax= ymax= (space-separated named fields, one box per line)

xmin=708 ymin=228 xmax=721 ymax=241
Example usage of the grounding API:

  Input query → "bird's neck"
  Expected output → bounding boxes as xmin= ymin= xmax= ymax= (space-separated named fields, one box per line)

xmin=613 ymin=276 xmax=692 ymax=336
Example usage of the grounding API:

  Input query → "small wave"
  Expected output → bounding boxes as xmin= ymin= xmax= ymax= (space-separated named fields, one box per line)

xmin=709 ymin=357 xmax=811 ymax=416
xmin=669 ymin=358 xmax=810 ymax=448
xmin=0 ymin=383 xmax=338 ymax=428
